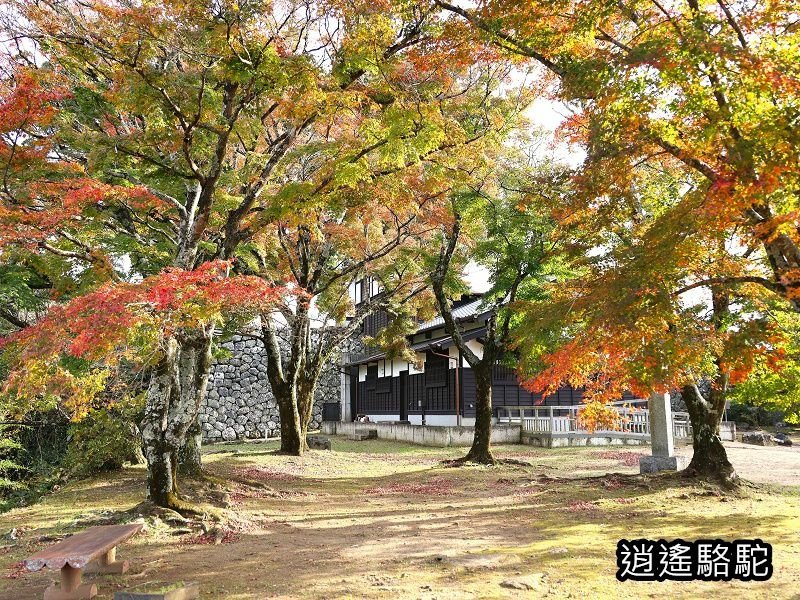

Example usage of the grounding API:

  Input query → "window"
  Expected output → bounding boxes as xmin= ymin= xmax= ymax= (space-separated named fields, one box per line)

xmin=425 ymin=351 xmax=448 ymax=388
xmin=355 ymin=279 xmax=366 ymax=305
xmin=367 ymin=364 xmax=378 ymax=380
xmin=365 ymin=364 xmax=378 ymax=391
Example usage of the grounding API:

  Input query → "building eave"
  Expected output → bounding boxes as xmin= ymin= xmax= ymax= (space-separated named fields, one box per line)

xmin=344 ymin=327 xmax=486 ymax=367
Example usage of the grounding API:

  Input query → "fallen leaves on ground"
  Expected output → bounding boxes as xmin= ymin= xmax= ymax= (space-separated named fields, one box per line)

xmin=364 ymin=478 xmax=453 ymax=496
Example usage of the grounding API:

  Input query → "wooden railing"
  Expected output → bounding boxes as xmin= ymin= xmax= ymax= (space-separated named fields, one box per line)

xmin=500 ymin=401 xmax=694 ymax=439
xmin=672 ymin=412 xmax=693 ymax=439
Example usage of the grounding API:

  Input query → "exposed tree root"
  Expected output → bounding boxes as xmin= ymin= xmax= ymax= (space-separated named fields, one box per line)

xmin=496 ymin=458 xmax=533 ymax=467
xmin=220 ymin=472 xmax=277 ymax=492
xmin=188 ymin=470 xmax=230 ymax=488
xmin=680 ymin=466 xmax=741 ymax=491
xmin=442 ymin=455 xmax=530 ymax=467
xmin=443 ymin=456 xmax=494 ymax=467
xmin=177 ymin=462 xmax=204 ymax=477
xmin=130 ymin=496 xmax=225 ymax=521
xmin=273 ymin=449 xmax=305 ymax=457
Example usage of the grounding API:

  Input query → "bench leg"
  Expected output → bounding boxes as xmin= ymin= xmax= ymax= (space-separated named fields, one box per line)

xmin=43 ymin=565 xmax=97 ymax=600
xmin=85 ymin=546 xmax=129 ymax=575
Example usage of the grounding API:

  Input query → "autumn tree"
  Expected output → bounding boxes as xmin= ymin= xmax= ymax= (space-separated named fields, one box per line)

xmin=727 ymin=306 xmax=800 ymax=425
xmin=430 ymin=148 xmax=563 ymax=464
xmin=436 ymin=0 xmax=800 ymax=479
xmin=512 ymin=160 xmax=790 ymax=482
xmin=0 ymin=67 xmax=126 ymax=334
xmin=2 ymin=1 xmax=300 ymax=507
xmin=0 ymin=65 xmax=284 ymax=500
xmin=1 ymin=0 xmax=522 ymax=498
xmin=0 ymin=0 xmax=417 ymax=505
xmin=256 ymin=182 xmax=439 ymax=455
xmin=437 ymin=0 xmax=800 ymax=303
xmin=252 ymin=56 xmax=523 ymax=454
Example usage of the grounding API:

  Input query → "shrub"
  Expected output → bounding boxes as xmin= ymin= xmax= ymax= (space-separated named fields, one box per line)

xmin=63 ymin=395 xmax=145 ymax=478
xmin=0 ymin=424 xmax=24 ymax=495
xmin=0 ymin=413 xmax=68 ymax=513
xmin=726 ymin=401 xmax=786 ymax=427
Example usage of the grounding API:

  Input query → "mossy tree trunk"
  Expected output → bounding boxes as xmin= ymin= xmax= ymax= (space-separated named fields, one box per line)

xmin=681 ymin=288 xmax=737 ymax=483
xmin=681 ymin=383 xmax=736 ymax=482
xmin=178 ymin=421 xmax=203 ymax=476
xmin=262 ymin=313 xmax=310 ymax=456
xmin=272 ymin=364 xmax=319 ymax=455
xmin=141 ymin=328 xmax=213 ymax=508
xmin=297 ymin=374 xmax=318 ymax=445
xmin=277 ymin=395 xmax=306 ymax=455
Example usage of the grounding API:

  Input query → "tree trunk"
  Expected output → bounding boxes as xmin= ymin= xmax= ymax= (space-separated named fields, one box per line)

xmin=277 ymin=396 xmax=306 ymax=455
xmin=178 ymin=421 xmax=203 ymax=476
xmin=141 ymin=328 xmax=213 ymax=509
xmin=297 ymin=374 xmax=318 ymax=442
xmin=146 ymin=445 xmax=179 ymax=508
xmin=681 ymin=384 xmax=736 ymax=482
xmin=260 ymin=305 xmax=316 ymax=456
xmin=268 ymin=358 xmax=317 ymax=456
xmin=463 ymin=364 xmax=496 ymax=464
xmin=762 ymin=232 xmax=800 ymax=311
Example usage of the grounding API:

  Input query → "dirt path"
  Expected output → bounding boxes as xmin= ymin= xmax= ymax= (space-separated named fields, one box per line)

xmin=676 ymin=441 xmax=800 ymax=485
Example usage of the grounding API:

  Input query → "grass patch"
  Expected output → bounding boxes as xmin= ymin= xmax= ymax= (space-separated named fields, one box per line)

xmin=0 ymin=438 xmax=797 ymax=599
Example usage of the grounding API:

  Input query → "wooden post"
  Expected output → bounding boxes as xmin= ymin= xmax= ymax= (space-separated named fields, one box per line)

xmin=44 ymin=565 xmax=97 ymax=600
xmin=85 ymin=545 xmax=128 ymax=575
xmin=61 ymin=566 xmax=81 ymax=593
xmin=548 ymin=406 xmax=554 ymax=432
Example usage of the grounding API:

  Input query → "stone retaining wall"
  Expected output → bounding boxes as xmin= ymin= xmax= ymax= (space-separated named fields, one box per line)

xmin=199 ymin=335 xmax=341 ymax=442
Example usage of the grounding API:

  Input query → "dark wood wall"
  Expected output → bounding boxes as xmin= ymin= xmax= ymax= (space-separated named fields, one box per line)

xmin=361 ymin=309 xmax=390 ymax=338
xmin=351 ymin=359 xmax=596 ymax=418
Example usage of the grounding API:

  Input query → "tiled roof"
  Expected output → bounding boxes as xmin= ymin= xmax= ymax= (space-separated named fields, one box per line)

xmin=344 ymin=328 xmax=485 ymax=366
xmin=342 ymin=296 xmax=493 ymax=366
xmin=416 ymin=298 xmax=487 ymax=332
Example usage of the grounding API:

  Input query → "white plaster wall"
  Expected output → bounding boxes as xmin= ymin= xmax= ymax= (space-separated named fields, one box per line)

xmin=392 ymin=358 xmax=407 ymax=375
xmin=409 ymin=353 xmax=425 ymax=374
xmin=323 ymin=421 xmax=522 ymax=446
xmin=407 ymin=415 xmax=478 ymax=426
xmin=465 ymin=339 xmax=484 ymax=362
xmin=341 ymin=371 xmax=350 ymax=422
xmin=413 ymin=414 xmax=461 ymax=426
xmin=448 ymin=345 xmax=459 ymax=366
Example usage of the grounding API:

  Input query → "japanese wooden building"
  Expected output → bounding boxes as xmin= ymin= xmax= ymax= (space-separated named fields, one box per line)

xmin=338 ymin=282 xmax=596 ymax=426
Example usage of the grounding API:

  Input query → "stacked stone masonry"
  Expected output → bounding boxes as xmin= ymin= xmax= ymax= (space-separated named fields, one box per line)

xmin=199 ymin=335 xmax=341 ymax=442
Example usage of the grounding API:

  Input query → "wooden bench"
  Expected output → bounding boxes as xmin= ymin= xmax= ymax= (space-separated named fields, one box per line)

xmin=24 ymin=523 xmax=142 ymax=600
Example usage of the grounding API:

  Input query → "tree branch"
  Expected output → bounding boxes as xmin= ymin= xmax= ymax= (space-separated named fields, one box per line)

xmin=673 ymin=276 xmax=785 ymax=296
xmin=434 ymin=0 xmax=566 ymax=77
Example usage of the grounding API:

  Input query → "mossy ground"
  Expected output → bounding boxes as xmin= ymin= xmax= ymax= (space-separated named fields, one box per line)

xmin=1 ymin=438 xmax=798 ymax=599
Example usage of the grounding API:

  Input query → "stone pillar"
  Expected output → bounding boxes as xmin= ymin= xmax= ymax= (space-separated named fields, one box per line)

xmin=640 ymin=392 xmax=688 ymax=474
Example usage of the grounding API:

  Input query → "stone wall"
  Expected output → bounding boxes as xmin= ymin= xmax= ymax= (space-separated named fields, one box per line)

xmin=199 ymin=335 xmax=342 ymax=442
